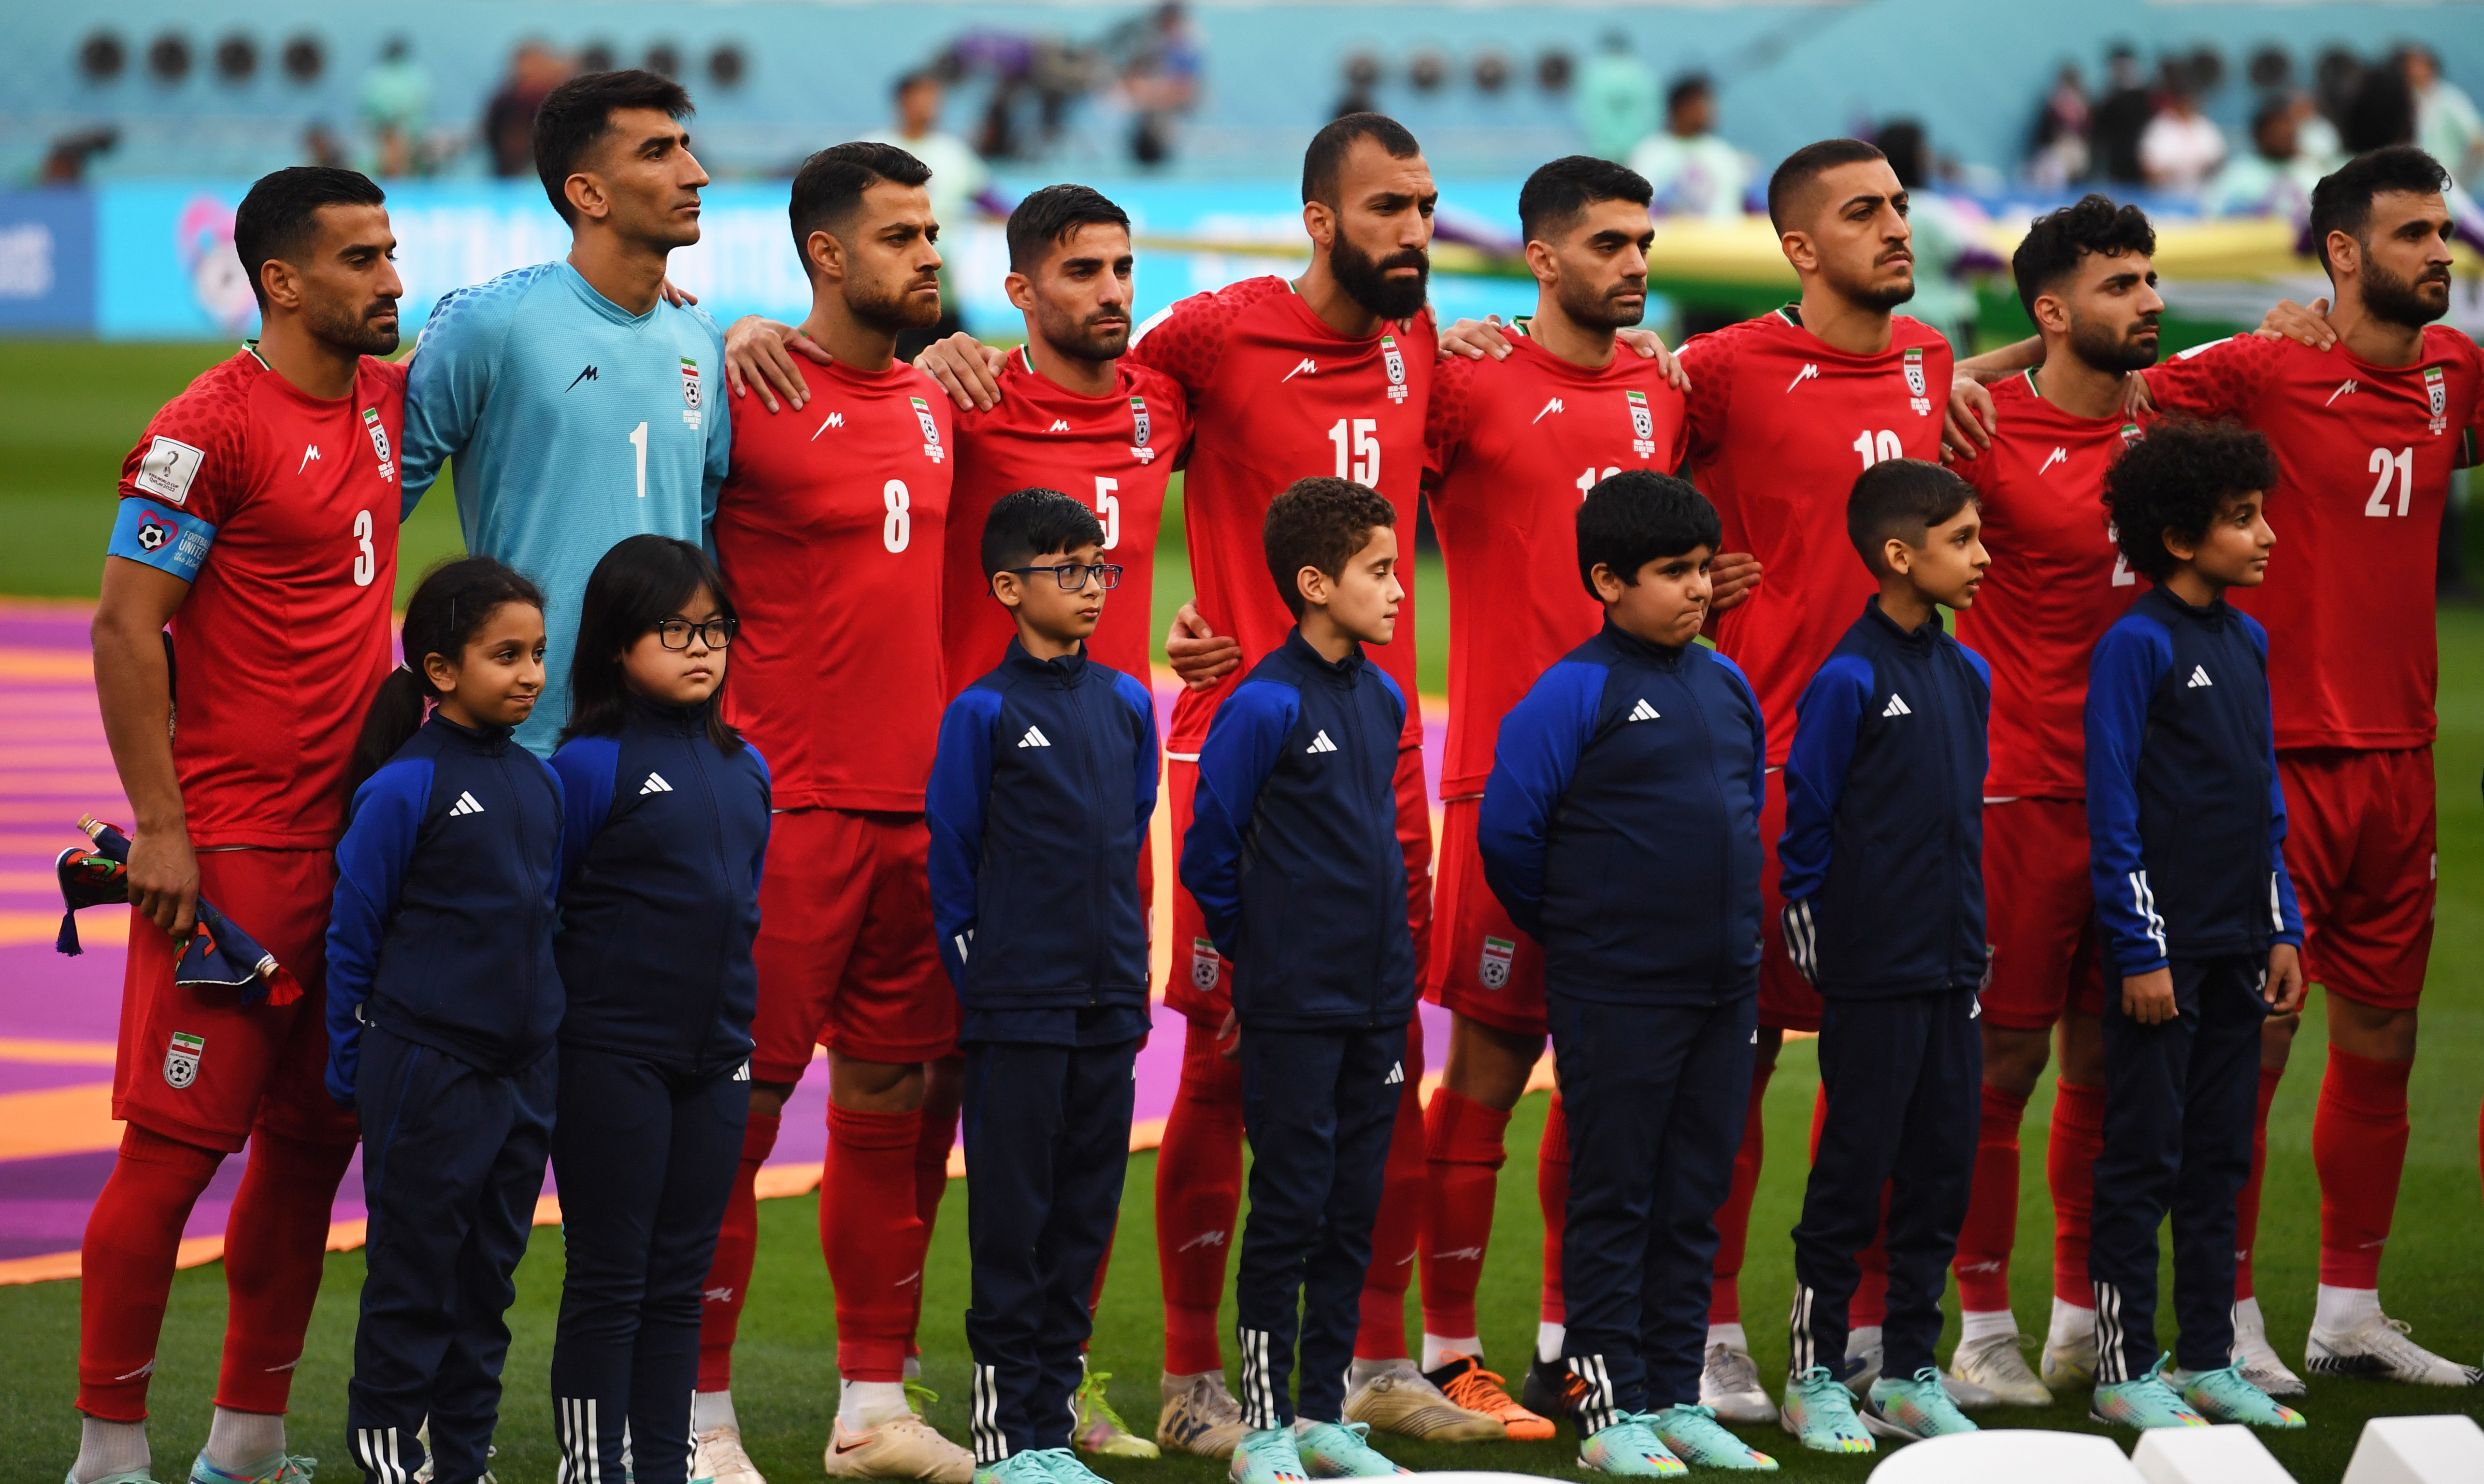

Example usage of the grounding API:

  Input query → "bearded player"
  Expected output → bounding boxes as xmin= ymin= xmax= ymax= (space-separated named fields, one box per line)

xmin=698 ymin=142 xmax=974 ymax=1484
xmin=72 ymin=167 xmax=405 ymax=1484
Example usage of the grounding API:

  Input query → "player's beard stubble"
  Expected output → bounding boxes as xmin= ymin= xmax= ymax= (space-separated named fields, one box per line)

xmin=849 ymin=269 xmax=946 ymax=335
xmin=2069 ymin=309 xmax=2161 ymax=375
xmin=2361 ymin=255 xmax=2452 ymax=330
xmin=1555 ymin=273 xmax=1648 ymax=332
xmin=311 ymin=295 xmax=402 ymax=357
xmin=1330 ymin=235 xmax=1431 ymax=322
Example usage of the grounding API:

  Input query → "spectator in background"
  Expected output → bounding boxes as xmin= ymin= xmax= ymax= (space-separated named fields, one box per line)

xmin=2203 ymin=96 xmax=2324 ymax=218
xmin=1875 ymin=120 xmax=1977 ymax=348
xmin=2400 ymin=45 xmax=2484 ymax=182
xmin=2290 ymin=89 xmax=2347 ymax=173
xmin=2026 ymin=62 xmax=2092 ymax=189
xmin=2139 ymin=67 xmax=2225 ymax=190
xmin=2093 ymin=44 xmax=2155 ymax=184
xmin=2341 ymin=59 xmax=2418 ymax=154
xmin=360 ymin=37 xmax=431 ymax=179
xmin=301 ymin=122 xmax=351 ymax=171
xmin=482 ymin=40 xmax=569 ymax=178
xmin=867 ymin=71 xmax=991 ymax=357
xmin=1629 ymin=74 xmax=1752 ymax=220
xmin=1577 ymin=32 xmax=1657 ymax=164
xmin=1123 ymin=1 xmax=1203 ymax=167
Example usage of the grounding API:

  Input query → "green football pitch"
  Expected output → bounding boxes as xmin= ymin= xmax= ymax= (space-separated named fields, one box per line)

xmin=2 ymin=342 xmax=2481 ymax=1482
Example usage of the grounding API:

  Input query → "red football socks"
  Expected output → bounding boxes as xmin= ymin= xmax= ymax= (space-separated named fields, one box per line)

xmin=1155 ymin=1019 xmax=1244 ymax=1376
xmin=217 ymin=1131 xmax=356 ymax=1413
xmin=698 ymin=1109 xmax=781 ymax=1392
xmin=2314 ymin=1045 xmax=2412 ymax=1289
xmin=825 ymin=1103 xmax=925 ymax=1382
xmin=1707 ymin=1061 xmax=1773 ymax=1326
xmin=1419 ymin=1086 xmax=1511 ymax=1341
xmin=2048 ymin=1079 xmax=2105 ymax=1306
xmin=2234 ymin=1066 xmax=2284 ymax=1300
xmin=1355 ymin=1060 xmax=1428 ymax=1360
xmin=1538 ymin=1091 xmax=1568 ymax=1323
xmin=78 ymin=1124 xmax=224 ymax=1420
xmin=1953 ymin=1084 xmax=2029 ymax=1314
xmin=909 ymin=1073 xmax=962 ymax=1349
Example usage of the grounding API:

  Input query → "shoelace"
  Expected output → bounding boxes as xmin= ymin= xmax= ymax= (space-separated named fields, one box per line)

xmin=1077 ymin=1372 xmax=1137 ymax=1434
xmin=905 ymin=1381 xmax=941 ymax=1416
xmin=1439 ymin=1364 xmax=1513 ymax=1410
xmin=1705 ymin=1345 xmax=1763 ymax=1390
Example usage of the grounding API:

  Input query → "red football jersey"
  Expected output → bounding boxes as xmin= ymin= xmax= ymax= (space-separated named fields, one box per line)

xmin=715 ymin=357 xmax=953 ymax=811
xmin=110 ymin=348 xmax=406 ymax=849
xmin=941 ymin=350 xmax=1190 ymax=692
xmin=1951 ymin=371 xmax=2148 ymax=799
xmin=1426 ymin=326 xmax=1691 ymax=797
xmin=1126 ymin=276 xmax=1434 ymax=751
xmin=2147 ymin=327 xmax=2484 ymax=749
xmin=1678 ymin=308 xmax=1953 ymax=764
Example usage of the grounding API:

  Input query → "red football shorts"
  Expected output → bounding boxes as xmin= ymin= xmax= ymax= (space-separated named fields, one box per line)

xmin=114 ymin=847 xmax=359 ymax=1154
xmin=1979 ymin=798 xmax=2106 ymax=1031
xmin=1757 ymin=768 xmax=1821 ymax=1033
xmin=2278 ymin=748 xmax=2436 ymax=1012
xmin=1165 ymin=746 xmax=1433 ymax=1025
xmin=750 ymin=808 xmax=956 ymax=1080
xmin=1426 ymin=796 xmax=1546 ymax=1038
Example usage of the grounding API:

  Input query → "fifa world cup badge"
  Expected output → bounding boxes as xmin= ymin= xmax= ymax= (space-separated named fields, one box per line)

xmin=2427 ymin=367 xmax=2448 ymax=435
xmin=1479 ymin=936 xmax=1516 ymax=990
xmin=1131 ymin=395 xmax=1156 ymax=464
xmin=1626 ymin=389 xmax=1656 ymax=457
xmin=1381 ymin=334 xmax=1409 ymax=403
xmin=164 ymin=1030 xmax=204 ymax=1089
xmin=912 ymin=395 xmax=945 ymax=462
xmin=681 ymin=358 xmax=704 ymax=430
xmin=1904 ymin=347 xmax=1931 ymax=415
xmin=1191 ymin=937 xmax=1221 ymax=991
xmin=362 ymin=407 xmax=396 ymax=483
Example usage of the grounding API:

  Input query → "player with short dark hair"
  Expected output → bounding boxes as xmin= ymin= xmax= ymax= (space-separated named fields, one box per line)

xmin=401 ymin=69 xmax=730 ymax=756
xmin=72 ymin=164 xmax=405 ymax=1484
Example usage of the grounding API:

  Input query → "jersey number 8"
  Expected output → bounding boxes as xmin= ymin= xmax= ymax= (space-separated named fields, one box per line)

xmin=884 ymin=479 xmax=911 ymax=552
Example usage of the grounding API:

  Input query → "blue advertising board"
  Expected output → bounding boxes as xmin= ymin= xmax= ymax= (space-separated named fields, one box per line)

xmin=0 ymin=191 xmax=98 ymax=333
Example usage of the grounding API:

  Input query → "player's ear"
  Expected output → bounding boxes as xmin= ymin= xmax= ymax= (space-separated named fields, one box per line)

xmin=2032 ymin=290 xmax=2070 ymax=336
xmin=1004 ymin=271 xmax=1036 ymax=314
xmin=1779 ymin=227 xmax=1817 ymax=276
xmin=1301 ymin=198 xmax=1337 ymax=252
xmin=564 ymin=171 xmax=609 ymax=225
xmin=258 ymin=256 xmax=302 ymax=314
xmin=1523 ymin=238 xmax=1559 ymax=289
xmin=806 ymin=228 xmax=845 ymax=284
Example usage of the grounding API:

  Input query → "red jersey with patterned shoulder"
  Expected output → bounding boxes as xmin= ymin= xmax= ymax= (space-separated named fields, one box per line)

xmin=2146 ymin=327 xmax=2484 ymax=750
xmin=108 ymin=348 xmax=406 ymax=849
xmin=1951 ymin=371 xmax=2148 ymax=799
xmin=942 ymin=351 xmax=1190 ymax=692
xmin=1126 ymin=275 xmax=1434 ymax=751
xmin=1677 ymin=308 xmax=1953 ymax=764
xmin=716 ymin=357 xmax=953 ymax=811
xmin=1425 ymin=326 xmax=1690 ymax=797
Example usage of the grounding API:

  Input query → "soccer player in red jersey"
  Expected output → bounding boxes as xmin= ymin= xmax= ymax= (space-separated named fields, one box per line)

xmin=1665 ymin=138 xmax=1953 ymax=1414
xmin=1938 ymin=196 xmax=2162 ymax=1405
xmin=701 ymin=143 xmax=975 ymax=1484
xmin=73 ymin=167 xmax=405 ymax=1484
xmin=2138 ymin=147 xmax=2483 ymax=1389
xmin=1414 ymin=156 xmax=1690 ymax=1436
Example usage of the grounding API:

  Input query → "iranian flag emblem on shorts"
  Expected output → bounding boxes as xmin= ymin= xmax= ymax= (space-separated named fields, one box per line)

xmin=163 ymin=1031 xmax=204 ymax=1089
xmin=1479 ymin=936 xmax=1516 ymax=990
xmin=1191 ymin=937 xmax=1221 ymax=991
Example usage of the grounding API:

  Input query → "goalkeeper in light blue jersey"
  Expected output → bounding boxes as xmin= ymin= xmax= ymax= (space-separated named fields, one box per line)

xmin=402 ymin=69 xmax=732 ymax=756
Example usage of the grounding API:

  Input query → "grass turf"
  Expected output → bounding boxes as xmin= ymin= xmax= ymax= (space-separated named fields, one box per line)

xmin=3 ymin=342 xmax=2483 ymax=1481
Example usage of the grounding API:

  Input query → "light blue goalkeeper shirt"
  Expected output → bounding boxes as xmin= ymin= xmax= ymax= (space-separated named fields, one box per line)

xmin=401 ymin=260 xmax=732 ymax=755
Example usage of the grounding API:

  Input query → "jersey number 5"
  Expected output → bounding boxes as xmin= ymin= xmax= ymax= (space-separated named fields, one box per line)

xmin=1093 ymin=475 xmax=1121 ymax=550
xmin=2366 ymin=446 xmax=2413 ymax=517
xmin=1329 ymin=418 xmax=1380 ymax=485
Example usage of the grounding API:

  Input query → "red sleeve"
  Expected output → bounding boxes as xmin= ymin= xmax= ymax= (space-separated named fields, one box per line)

xmin=117 ymin=366 xmax=255 ymax=526
xmin=1676 ymin=329 xmax=1736 ymax=464
xmin=2144 ymin=333 xmax=2277 ymax=422
xmin=1423 ymin=353 xmax=1479 ymax=488
xmin=1127 ymin=288 xmax=1241 ymax=398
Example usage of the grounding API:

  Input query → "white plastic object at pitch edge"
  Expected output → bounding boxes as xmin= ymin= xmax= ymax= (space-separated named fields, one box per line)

xmin=2133 ymin=1424 xmax=2297 ymax=1484
xmin=2341 ymin=1414 xmax=2484 ymax=1484
xmin=1864 ymin=1430 xmax=2143 ymax=1484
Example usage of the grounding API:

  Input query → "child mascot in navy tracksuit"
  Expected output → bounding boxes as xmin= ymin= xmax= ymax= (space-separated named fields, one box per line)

xmin=1179 ymin=477 xmax=1419 ymax=1484
xmin=2083 ymin=421 xmax=2307 ymax=1432
xmin=927 ymin=489 xmax=1158 ymax=1484
xmin=1777 ymin=460 xmax=1990 ymax=1455
xmin=1478 ymin=471 xmax=1780 ymax=1476
xmin=327 ymin=557 xmax=565 ymax=1484
xmin=546 ymin=536 xmax=773 ymax=1484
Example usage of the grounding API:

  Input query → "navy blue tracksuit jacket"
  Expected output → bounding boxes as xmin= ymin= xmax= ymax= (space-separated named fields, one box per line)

xmin=1179 ymin=628 xmax=1414 ymax=1427
xmin=2084 ymin=584 xmax=2302 ymax=1380
xmin=1479 ymin=621 xmax=1766 ymax=1420
xmin=545 ymin=696 xmax=771 ymax=1484
xmin=927 ymin=639 xmax=1157 ymax=1462
xmin=1778 ymin=597 xmax=1990 ymax=1386
xmin=325 ymin=713 xmax=564 ymax=1484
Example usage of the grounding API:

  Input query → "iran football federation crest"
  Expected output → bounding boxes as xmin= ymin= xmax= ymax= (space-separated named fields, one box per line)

xmin=1380 ymin=334 xmax=1409 ymax=402
xmin=1903 ymin=347 xmax=1931 ymax=415
xmin=2119 ymin=421 xmax=2146 ymax=450
xmin=1130 ymin=395 xmax=1156 ymax=463
xmin=681 ymin=358 xmax=704 ymax=430
xmin=1626 ymin=389 xmax=1656 ymax=457
xmin=362 ymin=407 xmax=396 ymax=483
xmin=912 ymin=395 xmax=945 ymax=462
xmin=1479 ymin=936 xmax=1516 ymax=990
xmin=2427 ymin=366 xmax=2448 ymax=435
xmin=1190 ymin=937 xmax=1221 ymax=991
xmin=163 ymin=1031 xmax=204 ymax=1089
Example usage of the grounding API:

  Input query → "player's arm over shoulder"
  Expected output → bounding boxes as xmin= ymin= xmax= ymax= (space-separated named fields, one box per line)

xmin=2143 ymin=331 xmax=2277 ymax=420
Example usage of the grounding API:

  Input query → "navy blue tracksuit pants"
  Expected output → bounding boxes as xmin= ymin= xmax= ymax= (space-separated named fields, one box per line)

xmin=348 ymin=1025 xmax=555 ymax=1484
xmin=1234 ymin=1023 xmax=1407 ymax=1428
xmin=1552 ymin=989 xmax=1756 ymax=1429
xmin=962 ymin=1037 xmax=1140 ymax=1462
xmin=1789 ymin=988 xmax=1981 ymax=1384
xmin=2091 ymin=955 xmax=2268 ymax=1380
xmin=548 ymin=1048 xmax=751 ymax=1484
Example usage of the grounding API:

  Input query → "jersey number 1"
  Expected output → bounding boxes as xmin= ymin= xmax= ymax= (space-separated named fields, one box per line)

xmin=629 ymin=421 xmax=648 ymax=499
